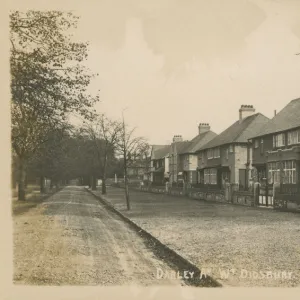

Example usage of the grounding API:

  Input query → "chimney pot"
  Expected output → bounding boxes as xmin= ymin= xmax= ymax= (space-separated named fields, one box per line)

xmin=198 ymin=122 xmax=211 ymax=135
xmin=239 ymin=104 xmax=255 ymax=122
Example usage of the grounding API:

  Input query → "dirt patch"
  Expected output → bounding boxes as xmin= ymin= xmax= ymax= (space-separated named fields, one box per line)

xmin=13 ymin=187 xmax=188 ymax=286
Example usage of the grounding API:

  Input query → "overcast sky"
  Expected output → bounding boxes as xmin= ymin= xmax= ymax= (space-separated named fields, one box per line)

xmin=10 ymin=0 xmax=300 ymax=145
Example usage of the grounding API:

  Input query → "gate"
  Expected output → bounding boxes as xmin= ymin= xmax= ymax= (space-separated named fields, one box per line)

xmin=258 ymin=181 xmax=274 ymax=206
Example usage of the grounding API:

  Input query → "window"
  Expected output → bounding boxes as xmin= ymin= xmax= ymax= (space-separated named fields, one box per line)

xmin=254 ymin=139 xmax=259 ymax=148
xmin=204 ymin=169 xmax=210 ymax=183
xmin=268 ymin=162 xmax=280 ymax=184
xmin=287 ymin=129 xmax=300 ymax=145
xmin=225 ymin=148 xmax=229 ymax=160
xmin=210 ymin=169 xmax=217 ymax=184
xmin=214 ymin=147 xmax=220 ymax=158
xmin=283 ymin=160 xmax=296 ymax=184
xmin=207 ymin=147 xmax=220 ymax=159
xmin=204 ymin=168 xmax=217 ymax=184
xmin=273 ymin=133 xmax=285 ymax=148
xmin=260 ymin=138 xmax=264 ymax=155
xmin=229 ymin=145 xmax=234 ymax=153
xmin=207 ymin=149 xmax=214 ymax=159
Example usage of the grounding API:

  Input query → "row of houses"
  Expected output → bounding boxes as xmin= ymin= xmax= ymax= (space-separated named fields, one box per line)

xmin=148 ymin=99 xmax=300 ymax=198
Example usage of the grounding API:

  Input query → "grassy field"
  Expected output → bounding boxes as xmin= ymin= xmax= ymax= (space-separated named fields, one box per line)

xmin=92 ymin=186 xmax=300 ymax=287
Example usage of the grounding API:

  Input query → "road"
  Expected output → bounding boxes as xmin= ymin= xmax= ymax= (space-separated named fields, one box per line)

xmin=13 ymin=186 xmax=183 ymax=286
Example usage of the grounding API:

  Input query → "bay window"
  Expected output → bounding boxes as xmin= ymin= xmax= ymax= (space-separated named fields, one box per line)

xmin=283 ymin=160 xmax=297 ymax=184
xmin=204 ymin=168 xmax=217 ymax=184
xmin=268 ymin=162 xmax=280 ymax=184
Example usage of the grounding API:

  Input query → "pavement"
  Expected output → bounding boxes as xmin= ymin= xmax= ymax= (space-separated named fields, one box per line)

xmin=13 ymin=186 xmax=185 ymax=286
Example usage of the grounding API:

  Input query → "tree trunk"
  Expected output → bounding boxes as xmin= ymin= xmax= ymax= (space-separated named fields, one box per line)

xmin=124 ymin=165 xmax=130 ymax=210
xmin=18 ymin=158 xmax=26 ymax=201
xmin=102 ymin=155 xmax=107 ymax=195
xmin=40 ymin=176 xmax=46 ymax=194
xmin=92 ymin=175 xmax=97 ymax=190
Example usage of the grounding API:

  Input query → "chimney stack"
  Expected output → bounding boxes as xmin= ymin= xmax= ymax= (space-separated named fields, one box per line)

xmin=172 ymin=135 xmax=183 ymax=143
xmin=198 ymin=123 xmax=210 ymax=135
xmin=274 ymin=110 xmax=277 ymax=116
xmin=239 ymin=105 xmax=255 ymax=122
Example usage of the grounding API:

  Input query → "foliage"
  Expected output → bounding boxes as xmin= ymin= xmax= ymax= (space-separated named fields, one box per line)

xmin=10 ymin=11 xmax=99 ymax=199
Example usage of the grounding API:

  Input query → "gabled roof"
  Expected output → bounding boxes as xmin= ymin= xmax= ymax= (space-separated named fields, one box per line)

xmin=200 ymin=113 xmax=270 ymax=150
xmin=152 ymin=145 xmax=170 ymax=159
xmin=176 ymin=141 xmax=192 ymax=154
xmin=180 ymin=131 xmax=218 ymax=154
xmin=250 ymin=98 xmax=300 ymax=138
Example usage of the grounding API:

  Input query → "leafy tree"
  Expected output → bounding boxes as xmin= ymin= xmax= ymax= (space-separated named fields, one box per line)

xmin=10 ymin=11 xmax=99 ymax=200
xmin=27 ymin=125 xmax=73 ymax=192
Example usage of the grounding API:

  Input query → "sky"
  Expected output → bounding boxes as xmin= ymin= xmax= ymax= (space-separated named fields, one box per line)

xmin=8 ymin=0 xmax=300 ymax=145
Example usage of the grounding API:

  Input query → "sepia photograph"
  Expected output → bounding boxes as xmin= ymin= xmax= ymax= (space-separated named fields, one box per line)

xmin=6 ymin=0 xmax=300 ymax=297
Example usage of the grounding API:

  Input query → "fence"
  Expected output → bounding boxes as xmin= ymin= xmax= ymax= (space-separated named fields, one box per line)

xmin=140 ymin=184 xmax=255 ymax=207
xmin=116 ymin=181 xmax=299 ymax=212
xmin=273 ymin=184 xmax=300 ymax=211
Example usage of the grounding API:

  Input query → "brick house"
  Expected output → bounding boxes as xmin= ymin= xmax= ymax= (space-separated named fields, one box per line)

xmin=196 ymin=105 xmax=270 ymax=190
xmin=250 ymin=98 xmax=300 ymax=191
xmin=150 ymin=145 xmax=170 ymax=185
xmin=178 ymin=123 xmax=217 ymax=185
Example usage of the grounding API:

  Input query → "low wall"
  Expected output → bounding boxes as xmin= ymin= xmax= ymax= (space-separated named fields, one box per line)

xmin=274 ymin=193 xmax=300 ymax=212
xmin=188 ymin=188 xmax=227 ymax=203
xmin=232 ymin=191 xmax=255 ymax=207
xmin=140 ymin=185 xmax=255 ymax=207
xmin=115 ymin=182 xmax=299 ymax=212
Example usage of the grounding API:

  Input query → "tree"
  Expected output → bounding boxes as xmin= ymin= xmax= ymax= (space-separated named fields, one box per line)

xmin=10 ymin=11 xmax=99 ymax=200
xmin=117 ymin=116 xmax=149 ymax=210
xmin=84 ymin=114 xmax=122 ymax=194
xmin=26 ymin=125 xmax=73 ymax=192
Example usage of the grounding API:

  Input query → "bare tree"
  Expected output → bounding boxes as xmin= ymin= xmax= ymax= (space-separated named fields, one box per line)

xmin=117 ymin=115 xmax=149 ymax=210
xmin=85 ymin=114 xmax=122 ymax=194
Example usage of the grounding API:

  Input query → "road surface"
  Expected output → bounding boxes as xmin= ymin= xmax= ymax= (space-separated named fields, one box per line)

xmin=13 ymin=186 xmax=183 ymax=286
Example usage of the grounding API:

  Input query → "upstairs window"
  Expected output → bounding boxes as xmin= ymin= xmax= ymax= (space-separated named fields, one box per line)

xmin=229 ymin=145 xmax=234 ymax=152
xmin=254 ymin=139 xmax=259 ymax=149
xmin=214 ymin=147 xmax=220 ymax=158
xmin=273 ymin=133 xmax=285 ymax=148
xmin=207 ymin=149 xmax=214 ymax=159
xmin=207 ymin=147 xmax=220 ymax=159
xmin=287 ymin=129 xmax=300 ymax=145
xmin=260 ymin=138 xmax=264 ymax=155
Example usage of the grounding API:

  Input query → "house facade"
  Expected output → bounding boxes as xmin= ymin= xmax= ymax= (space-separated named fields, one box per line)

xmin=168 ymin=135 xmax=190 ymax=185
xmin=250 ymin=98 xmax=300 ymax=191
xmin=196 ymin=105 xmax=270 ymax=190
xmin=150 ymin=145 xmax=170 ymax=185
xmin=179 ymin=123 xmax=217 ymax=185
